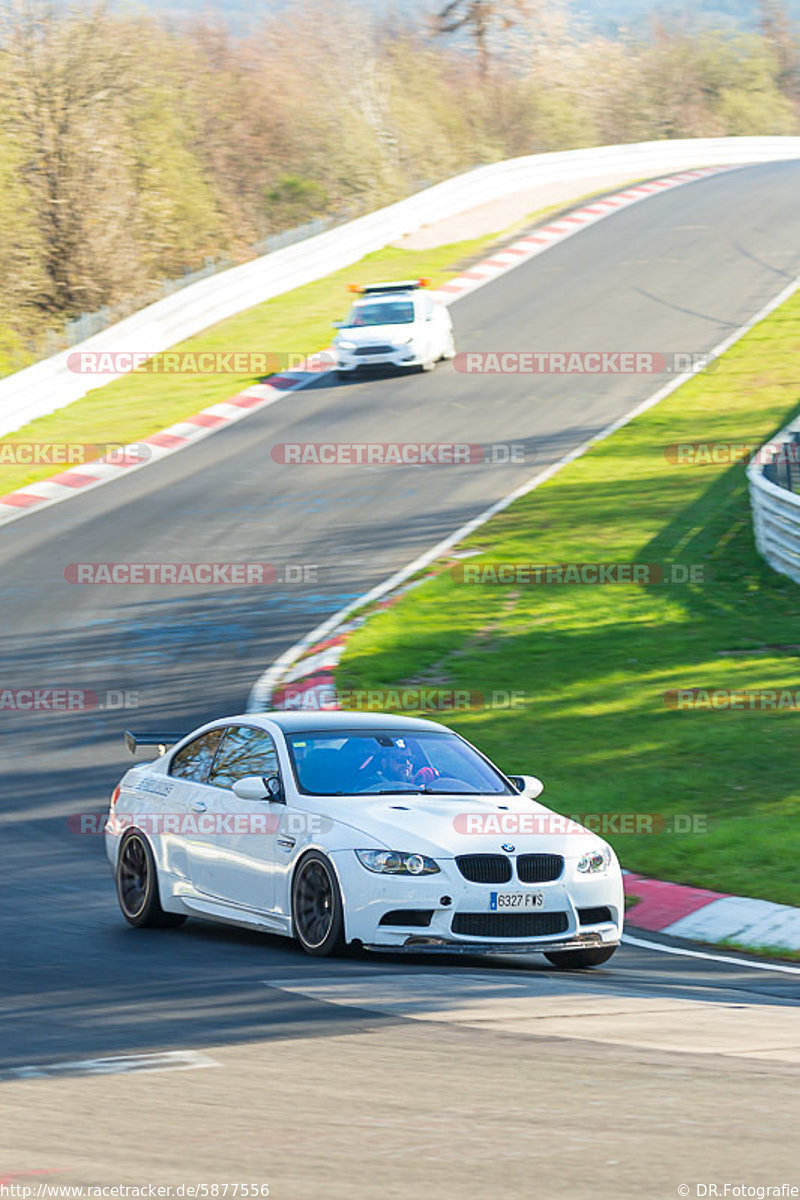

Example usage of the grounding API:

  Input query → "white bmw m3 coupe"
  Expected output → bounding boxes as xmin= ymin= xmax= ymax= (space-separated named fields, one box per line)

xmin=106 ymin=711 xmax=623 ymax=967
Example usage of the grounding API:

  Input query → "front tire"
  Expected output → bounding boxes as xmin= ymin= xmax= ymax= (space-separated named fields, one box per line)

xmin=291 ymin=852 xmax=345 ymax=957
xmin=116 ymin=831 xmax=186 ymax=929
xmin=544 ymin=945 xmax=617 ymax=969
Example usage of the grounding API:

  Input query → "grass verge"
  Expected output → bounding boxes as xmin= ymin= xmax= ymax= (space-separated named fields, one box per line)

xmin=336 ymin=290 xmax=800 ymax=906
xmin=714 ymin=939 xmax=800 ymax=963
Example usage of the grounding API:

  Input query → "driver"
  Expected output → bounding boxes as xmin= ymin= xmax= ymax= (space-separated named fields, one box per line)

xmin=372 ymin=746 xmax=415 ymax=786
xmin=360 ymin=743 xmax=439 ymax=790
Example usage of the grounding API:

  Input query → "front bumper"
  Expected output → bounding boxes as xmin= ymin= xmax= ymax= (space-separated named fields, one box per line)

xmin=336 ymin=346 xmax=420 ymax=370
xmin=331 ymin=851 xmax=624 ymax=952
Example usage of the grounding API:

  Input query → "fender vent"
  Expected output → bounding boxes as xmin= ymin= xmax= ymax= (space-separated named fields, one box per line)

xmin=578 ymin=906 xmax=613 ymax=925
xmin=379 ymin=910 xmax=434 ymax=927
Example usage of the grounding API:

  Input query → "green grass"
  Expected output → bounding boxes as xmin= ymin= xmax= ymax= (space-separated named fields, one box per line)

xmin=715 ymin=939 xmax=800 ymax=962
xmin=336 ymin=290 xmax=800 ymax=906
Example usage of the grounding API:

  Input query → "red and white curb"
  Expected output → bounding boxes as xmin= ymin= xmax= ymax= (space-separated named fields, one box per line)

xmin=0 ymin=165 xmax=735 ymax=529
xmin=624 ymin=873 xmax=800 ymax=954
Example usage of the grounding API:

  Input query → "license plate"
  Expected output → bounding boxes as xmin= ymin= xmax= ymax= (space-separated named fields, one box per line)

xmin=490 ymin=891 xmax=545 ymax=910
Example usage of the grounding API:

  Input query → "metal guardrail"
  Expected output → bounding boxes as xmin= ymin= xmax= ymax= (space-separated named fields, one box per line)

xmin=748 ymin=419 xmax=800 ymax=584
xmin=3 ymin=136 xmax=800 ymax=440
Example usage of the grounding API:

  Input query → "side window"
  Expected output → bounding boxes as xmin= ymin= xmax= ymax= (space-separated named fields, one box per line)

xmin=208 ymin=725 xmax=280 ymax=790
xmin=169 ymin=728 xmax=224 ymax=783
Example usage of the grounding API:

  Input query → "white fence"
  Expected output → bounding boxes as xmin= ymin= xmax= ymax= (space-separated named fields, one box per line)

xmin=748 ymin=417 xmax=800 ymax=584
xmin=3 ymin=136 xmax=800 ymax=439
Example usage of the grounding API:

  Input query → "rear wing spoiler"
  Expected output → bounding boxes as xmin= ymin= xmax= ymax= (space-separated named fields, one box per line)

xmin=124 ymin=730 xmax=185 ymax=756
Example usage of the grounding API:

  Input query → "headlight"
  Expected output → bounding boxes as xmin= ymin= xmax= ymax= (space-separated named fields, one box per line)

xmin=355 ymin=849 xmax=440 ymax=875
xmin=577 ymin=846 xmax=612 ymax=874
xmin=337 ymin=339 xmax=357 ymax=351
xmin=393 ymin=336 xmax=414 ymax=346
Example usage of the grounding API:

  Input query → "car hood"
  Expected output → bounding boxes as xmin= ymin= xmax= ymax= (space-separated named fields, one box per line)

xmin=305 ymin=792 xmax=606 ymax=859
xmin=336 ymin=323 xmax=417 ymax=346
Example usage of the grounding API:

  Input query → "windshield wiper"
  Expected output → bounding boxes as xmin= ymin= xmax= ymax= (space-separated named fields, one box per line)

xmin=371 ymin=787 xmax=448 ymax=795
xmin=371 ymin=788 xmax=426 ymax=795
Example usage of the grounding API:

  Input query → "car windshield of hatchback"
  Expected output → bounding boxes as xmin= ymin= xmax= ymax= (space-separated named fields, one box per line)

xmin=345 ymin=300 xmax=415 ymax=326
xmin=286 ymin=730 xmax=514 ymax=796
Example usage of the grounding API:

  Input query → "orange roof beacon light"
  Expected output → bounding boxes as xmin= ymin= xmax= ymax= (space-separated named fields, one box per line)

xmin=351 ymin=280 xmax=430 ymax=296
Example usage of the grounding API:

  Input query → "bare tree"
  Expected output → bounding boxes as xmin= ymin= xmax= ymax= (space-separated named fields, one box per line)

xmin=758 ymin=0 xmax=799 ymax=95
xmin=0 ymin=0 xmax=139 ymax=312
xmin=433 ymin=0 xmax=530 ymax=75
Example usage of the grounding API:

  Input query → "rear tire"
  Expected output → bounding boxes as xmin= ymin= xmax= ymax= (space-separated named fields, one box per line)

xmin=116 ymin=831 xmax=186 ymax=929
xmin=544 ymin=945 xmax=617 ymax=969
xmin=292 ymin=852 xmax=345 ymax=957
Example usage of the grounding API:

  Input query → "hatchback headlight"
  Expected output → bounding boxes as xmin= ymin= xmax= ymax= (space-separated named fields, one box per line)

xmin=577 ymin=846 xmax=612 ymax=874
xmin=337 ymin=339 xmax=357 ymax=351
xmin=356 ymin=849 xmax=440 ymax=875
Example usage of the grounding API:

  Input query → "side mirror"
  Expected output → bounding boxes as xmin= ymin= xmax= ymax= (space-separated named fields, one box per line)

xmin=231 ymin=772 xmax=284 ymax=801
xmin=232 ymin=775 xmax=277 ymax=802
xmin=508 ymin=774 xmax=544 ymax=799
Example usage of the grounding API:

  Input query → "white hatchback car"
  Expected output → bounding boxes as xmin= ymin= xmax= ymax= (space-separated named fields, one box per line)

xmin=106 ymin=711 xmax=623 ymax=967
xmin=333 ymin=280 xmax=455 ymax=377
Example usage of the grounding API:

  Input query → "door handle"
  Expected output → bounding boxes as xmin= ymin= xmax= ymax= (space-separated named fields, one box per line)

xmin=192 ymin=801 xmax=207 ymax=813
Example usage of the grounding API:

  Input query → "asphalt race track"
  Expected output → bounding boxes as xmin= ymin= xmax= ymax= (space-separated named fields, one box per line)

xmin=2 ymin=161 xmax=799 ymax=1199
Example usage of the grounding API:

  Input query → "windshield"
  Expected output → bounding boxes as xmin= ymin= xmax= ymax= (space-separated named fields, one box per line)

xmin=345 ymin=300 xmax=415 ymax=327
xmin=286 ymin=730 xmax=513 ymax=797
